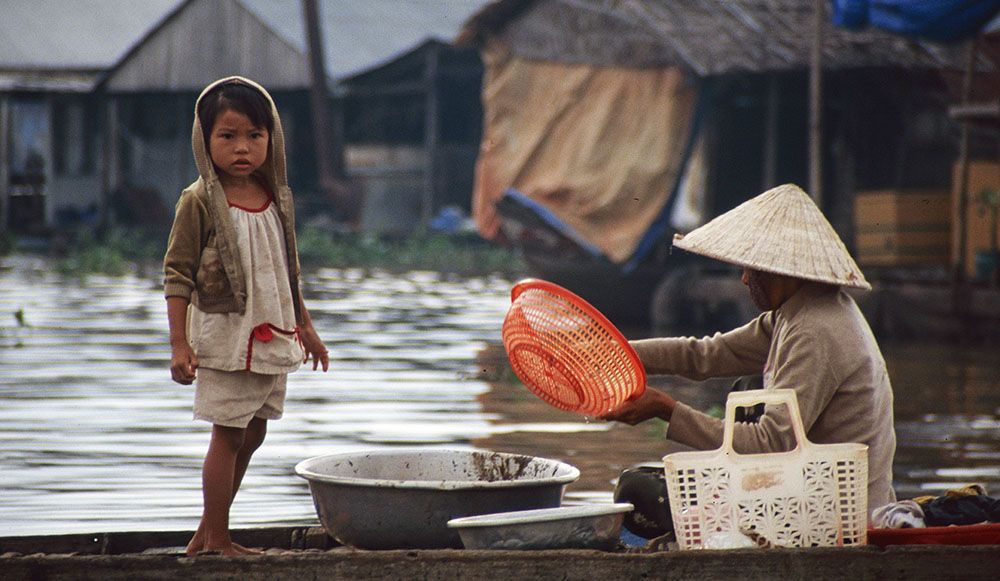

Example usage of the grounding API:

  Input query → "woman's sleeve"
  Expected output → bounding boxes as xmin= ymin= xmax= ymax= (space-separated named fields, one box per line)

xmin=728 ymin=325 xmax=841 ymax=451
xmin=666 ymin=326 xmax=840 ymax=453
xmin=629 ymin=313 xmax=773 ymax=380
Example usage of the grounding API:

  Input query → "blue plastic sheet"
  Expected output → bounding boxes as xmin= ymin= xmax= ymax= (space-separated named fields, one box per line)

xmin=831 ymin=0 xmax=1000 ymax=43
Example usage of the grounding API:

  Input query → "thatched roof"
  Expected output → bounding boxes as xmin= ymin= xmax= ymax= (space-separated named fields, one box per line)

xmin=457 ymin=0 xmax=988 ymax=75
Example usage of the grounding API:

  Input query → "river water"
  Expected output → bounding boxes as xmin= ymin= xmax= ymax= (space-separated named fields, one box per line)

xmin=1 ymin=255 xmax=998 ymax=537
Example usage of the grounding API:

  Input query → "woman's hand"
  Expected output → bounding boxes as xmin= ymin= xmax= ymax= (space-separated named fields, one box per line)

xmin=170 ymin=342 xmax=199 ymax=385
xmin=599 ymin=387 xmax=676 ymax=425
xmin=299 ymin=323 xmax=329 ymax=371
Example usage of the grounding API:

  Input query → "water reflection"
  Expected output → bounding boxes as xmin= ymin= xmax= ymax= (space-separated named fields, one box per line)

xmin=1 ymin=256 xmax=998 ymax=536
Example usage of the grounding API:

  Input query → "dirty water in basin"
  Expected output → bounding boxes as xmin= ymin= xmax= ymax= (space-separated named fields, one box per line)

xmin=1 ymin=255 xmax=998 ymax=536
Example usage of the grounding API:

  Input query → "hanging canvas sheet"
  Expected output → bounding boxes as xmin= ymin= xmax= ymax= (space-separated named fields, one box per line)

xmin=472 ymin=38 xmax=698 ymax=265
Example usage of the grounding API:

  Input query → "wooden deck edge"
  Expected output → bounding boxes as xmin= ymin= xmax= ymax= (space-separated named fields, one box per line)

xmin=2 ymin=544 xmax=1000 ymax=581
xmin=0 ymin=526 xmax=337 ymax=556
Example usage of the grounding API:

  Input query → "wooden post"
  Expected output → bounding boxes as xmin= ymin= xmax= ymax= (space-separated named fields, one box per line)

xmin=303 ymin=0 xmax=344 ymax=184
xmin=809 ymin=0 xmax=824 ymax=205
xmin=762 ymin=74 xmax=779 ymax=190
xmin=176 ymin=95 xmax=189 ymax=201
xmin=952 ymin=39 xmax=978 ymax=285
xmin=0 ymin=95 xmax=10 ymax=237
xmin=100 ymin=97 xmax=119 ymax=232
xmin=422 ymin=43 xmax=441 ymax=228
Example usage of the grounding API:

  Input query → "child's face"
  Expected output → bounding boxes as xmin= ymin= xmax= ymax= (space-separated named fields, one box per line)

xmin=207 ymin=108 xmax=269 ymax=181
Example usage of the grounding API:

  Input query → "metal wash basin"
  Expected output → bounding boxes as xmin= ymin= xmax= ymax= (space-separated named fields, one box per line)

xmin=295 ymin=448 xmax=580 ymax=549
xmin=448 ymin=503 xmax=634 ymax=550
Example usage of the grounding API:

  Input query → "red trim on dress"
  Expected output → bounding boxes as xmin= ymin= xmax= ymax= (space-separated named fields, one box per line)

xmin=228 ymin=193 xmax=273 ymax=212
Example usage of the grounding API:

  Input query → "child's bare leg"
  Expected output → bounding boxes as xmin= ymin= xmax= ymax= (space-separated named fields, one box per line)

xmin=229 ymin=417 xmax=268 ymax=555
xmin=186 ymin=418 xmax=268 ymax=556
xmin=232 ymin=416 xmax=267 ymax=498
xmin=187 ymin=424 xmax=245 ymax=556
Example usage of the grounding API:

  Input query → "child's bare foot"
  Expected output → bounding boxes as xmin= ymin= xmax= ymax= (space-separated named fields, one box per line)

xmin=233 ymin=543 xmax=263 ymax=555
xmin=197 ymin=541 xmax=261 ymax=556
xmin=197 ymin=542 xmax=242 ymax=557
xmin=186 ymin=521 xmax=262 ymax=556
xmin=185 ymin=529 xmax=205 ymax=557
xmin=188 ymin=538 xmax=262 ymax=557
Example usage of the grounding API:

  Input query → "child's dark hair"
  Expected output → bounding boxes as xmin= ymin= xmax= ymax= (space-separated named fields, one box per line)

xmin=197 ymin=81 xmax=274 ymax=146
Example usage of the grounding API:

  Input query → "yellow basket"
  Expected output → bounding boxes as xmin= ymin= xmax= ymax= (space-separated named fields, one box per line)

xmin=663 ymin=389 xmax=868 ymax=549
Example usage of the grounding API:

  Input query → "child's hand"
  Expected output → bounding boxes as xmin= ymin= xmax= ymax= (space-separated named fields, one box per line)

xmin=300 ymin=324 xmax=329 ymax=372
xmin=170 ymin=342 xmax=199 ymax=385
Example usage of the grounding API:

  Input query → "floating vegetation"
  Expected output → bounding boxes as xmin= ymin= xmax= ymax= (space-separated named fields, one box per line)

xmin=0 ymin=232 xmax=14 ymax=257
xmin=51 ymin=227 xmax=163 ymax=278
xmin=21 ymin=224 xmax=526 ymax=279
xmin=294 ymin=226 xmax=526 ymax=277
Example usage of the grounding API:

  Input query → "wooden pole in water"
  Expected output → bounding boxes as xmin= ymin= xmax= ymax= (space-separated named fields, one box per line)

xmin=422 ymin=43 xmax=441 ymax=228
xmin=809 ymin=0 xmax=824 ymax=205
xmin=303 ymin=0 xmax=345 ymax=189
xmin=952 ymin=38 xmax=978 ymax=285
xmin=0 ymin=96 xmax=9 ymax=237
xmin=99 ymin=97 xmax=120 ymax=232
xmin=762 ymin=74 xmax=779 ymax=190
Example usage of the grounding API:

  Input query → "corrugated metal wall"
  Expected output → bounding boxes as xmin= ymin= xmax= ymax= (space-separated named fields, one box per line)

xmin=104 ymin=0 xmax=310 ymax=92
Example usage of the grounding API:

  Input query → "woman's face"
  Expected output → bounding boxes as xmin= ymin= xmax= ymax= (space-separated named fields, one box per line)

xmin=741 ymin=268 xmax=773 ymax=311
xmin=207 ymin=108 xmax=269 ymax=181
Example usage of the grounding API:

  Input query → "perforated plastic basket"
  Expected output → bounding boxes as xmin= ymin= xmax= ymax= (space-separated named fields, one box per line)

xmin=501 ymin=279 xmax=645 ymax=417
xmin=663 ymin=389 xmax=868 ymax=549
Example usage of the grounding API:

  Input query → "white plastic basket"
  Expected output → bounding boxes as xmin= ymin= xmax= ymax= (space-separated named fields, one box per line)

xmin=663 ymin=389 xmax=868 ymax=549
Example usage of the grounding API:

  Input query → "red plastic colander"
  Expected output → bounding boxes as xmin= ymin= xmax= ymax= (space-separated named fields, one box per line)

xmin=501 ymin=279 xmax=646 ymax=416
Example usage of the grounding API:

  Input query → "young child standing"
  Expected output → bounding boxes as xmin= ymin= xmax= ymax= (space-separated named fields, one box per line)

xmin=163 ymin=76 xmax=329 ymax=557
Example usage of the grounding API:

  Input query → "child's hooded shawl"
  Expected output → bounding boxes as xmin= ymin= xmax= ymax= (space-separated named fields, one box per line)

xmin=164 ymin=76 xmax=303 ymax=323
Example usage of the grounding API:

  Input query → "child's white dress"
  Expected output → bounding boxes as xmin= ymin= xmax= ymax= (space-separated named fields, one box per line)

xmin=190 ymin=196 xmax=304 ymax=426
xmin=190 ymin=196 xmax=303 ymax=373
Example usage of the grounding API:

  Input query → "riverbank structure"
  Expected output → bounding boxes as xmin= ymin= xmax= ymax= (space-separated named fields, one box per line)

xmin=0 ymin=0 xmax=491 ymax=238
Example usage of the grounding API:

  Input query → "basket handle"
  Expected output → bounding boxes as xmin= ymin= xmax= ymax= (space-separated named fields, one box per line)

xmin=721 ymin=389 xmax=809 ymax=454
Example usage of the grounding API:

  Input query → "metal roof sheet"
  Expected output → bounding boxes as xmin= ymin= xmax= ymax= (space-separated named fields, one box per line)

xmin=0 ymin=0 xmax=181 ymax=70
xmin=1 ymin=0 xmax=491 ymax=89
xmin=239 ymin=0 xmax=494 ymax=79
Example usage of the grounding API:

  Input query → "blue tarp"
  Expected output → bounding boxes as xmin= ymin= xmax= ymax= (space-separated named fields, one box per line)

xmin=496 ymin=189 xmax=608 ymax=261
xmin=831 ymin=0 xmax=1000 ymax=43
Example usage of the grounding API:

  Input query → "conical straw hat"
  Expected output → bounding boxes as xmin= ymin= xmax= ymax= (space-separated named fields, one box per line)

xmin=673 ymin=184 xmax=871 ymax=290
